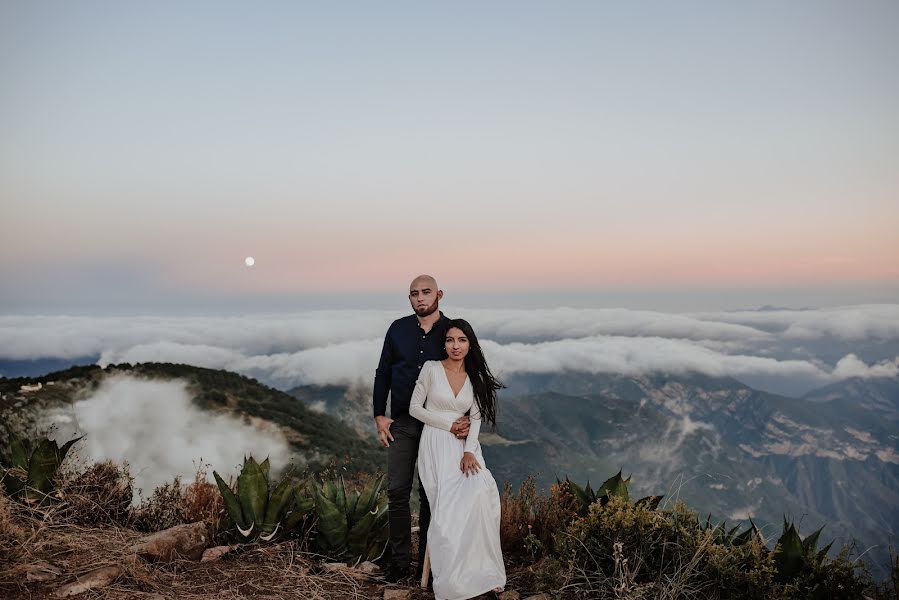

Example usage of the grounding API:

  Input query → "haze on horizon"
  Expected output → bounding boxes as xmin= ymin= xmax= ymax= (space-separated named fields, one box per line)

xmin=1 ymin=1 xmax=897 ymax=314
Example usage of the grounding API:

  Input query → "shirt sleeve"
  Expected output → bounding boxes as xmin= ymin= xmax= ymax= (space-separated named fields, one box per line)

xmin=463 ymin=397 xmax=482 ymax=454
xmin=372 ymin=328 xmax=394 ymax=418
xmin=408 ymin=362 xmax=456 ymax=431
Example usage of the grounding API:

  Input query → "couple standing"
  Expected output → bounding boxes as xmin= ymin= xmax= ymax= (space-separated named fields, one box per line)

xmin=372 ymin=275 xmax=506 ymax=600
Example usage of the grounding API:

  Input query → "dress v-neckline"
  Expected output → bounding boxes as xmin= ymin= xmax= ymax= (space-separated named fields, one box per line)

xmin=440 ymin=362 xmax=469 ymax=399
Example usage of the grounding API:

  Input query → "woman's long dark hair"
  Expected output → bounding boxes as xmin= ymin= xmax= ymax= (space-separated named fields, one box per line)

xmin=444 ymin=318 xmax=503 ymax=429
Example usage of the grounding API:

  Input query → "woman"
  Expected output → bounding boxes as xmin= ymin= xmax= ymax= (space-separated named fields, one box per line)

xmin=409 ymin=318 xmax=506 ymax=600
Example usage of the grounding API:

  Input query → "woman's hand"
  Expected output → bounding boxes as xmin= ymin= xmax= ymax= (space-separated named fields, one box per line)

xmin=460 ymin=451 xmax=481 ymax=477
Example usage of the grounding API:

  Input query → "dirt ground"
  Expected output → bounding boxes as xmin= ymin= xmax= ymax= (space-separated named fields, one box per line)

xmin=0 ymin=509 xmax=536 ymax=600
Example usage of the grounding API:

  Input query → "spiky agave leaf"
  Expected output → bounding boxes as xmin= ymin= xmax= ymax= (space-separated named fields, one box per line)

xmin=237 ymin=457 xmax=268 ymax=537
xmin=214 ymin=470 xmax=249 ymax=533
xmin=802 ymin=525 xmax=824 ymax=555
xmin=733 ymin=518 xmax=764 ymax=546
xmin=283 ymin=488 xmax=315 ymax=534
xmin=584 ymin=481 xmax=596 ymax=503
xmin=259 ymin=476 xmax=294 ymax=540
xmin=352 ymin=474 xmax=384 ymax=523
xmin=56 ymin=437 xmax=82 ymax=467
xmin=313 ymin=482 xmax=348 ymax=556
xmin=815 ymin=541 xmax=834 ymax=566
xmin=774 ymin=522 xmax=805 ymax=582
xmin=335 ymin=474 xmax=348 ymax=515
xmin=596 ymin=470 xmax=630 ymax=504
xmin=725 ymin=523 xmax=742 ymax=545
xmin=346 ymin=507 xmax=378 ymax=563
xmin=8 ymin=433 xmax=28 ymax=469
xmin=260 ymin=457 xmax=271 ymax=481
xmin=363 ymin=503 xmax=390 ymax=562
xmin=563 ymin=478 xmax=592 ymax=516
xmin=26 ymin=439 xmax=62 ymax=501
xmin=346 ymin=490 xmax=361 ymax=522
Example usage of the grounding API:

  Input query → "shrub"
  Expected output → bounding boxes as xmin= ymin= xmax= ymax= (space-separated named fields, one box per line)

xmin=538 ymin=495 xmax=874 ymax=599
xmin=132 ymin=477 xmax=188 ymax=532
xmin=501 ymin=475 xmax=578 ymax=560
xmin=57 ymin=460 xmax=133 ymax=526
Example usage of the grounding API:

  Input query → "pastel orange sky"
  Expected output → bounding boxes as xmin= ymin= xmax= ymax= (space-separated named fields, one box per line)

xmin=1 ymin=2 xmax=897 ymax=311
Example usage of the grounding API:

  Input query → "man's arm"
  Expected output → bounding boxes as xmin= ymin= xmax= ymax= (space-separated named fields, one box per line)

xmin=372 ymin=328 xmax=393 ymax=418
xmin=373 ymin=327 xmax=396 ymax=447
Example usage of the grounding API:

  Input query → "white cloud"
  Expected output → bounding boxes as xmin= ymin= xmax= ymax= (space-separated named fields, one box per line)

xmin=3 ymin=305 xmax=897 ymax=395
xmin=692 ymin=304 xmax=899 ymax=341
xmin=68 ymin=375 xmax=291 ymax=497
xmin=830 ymin=354 xmax=899 ymax=379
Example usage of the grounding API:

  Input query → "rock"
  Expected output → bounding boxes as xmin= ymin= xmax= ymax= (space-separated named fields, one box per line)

xmin=357 ymin=561 xmax=380 ymax=575
xmin=25 ymin=560 xmax=61 ymax=582
xmin=322 ymin=562 xmax=349 ymax=572
xmin=384 ymin=589 xmax=412 ymax=600
xmin=499 ymin=592 xmax=521 ymax=600
xmin=54 ymin=565 xmax=122 ymax=597
xmin=201 ymin=545 xmax=234 ymax=562
xmin=128 ymin=522 xmax=209 ymax=562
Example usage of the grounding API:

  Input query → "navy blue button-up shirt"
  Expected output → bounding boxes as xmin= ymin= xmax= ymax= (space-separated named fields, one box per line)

xmin=373 ymin=312 xmax=450 ymax=418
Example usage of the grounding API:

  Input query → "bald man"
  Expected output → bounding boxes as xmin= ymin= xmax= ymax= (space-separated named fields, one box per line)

xmin=373 ymin=275 xmax=470 ymax=583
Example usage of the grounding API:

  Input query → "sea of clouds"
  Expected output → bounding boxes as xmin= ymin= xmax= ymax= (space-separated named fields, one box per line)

xmin=5 ymin=303 xmax=898 ymax=495
xmin=2 ymin=304 xmax=898 ymax=397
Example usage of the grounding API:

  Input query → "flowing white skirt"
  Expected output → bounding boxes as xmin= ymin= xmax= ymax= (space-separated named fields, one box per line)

xmin=417 ymin=422 xmax=506 ymax=600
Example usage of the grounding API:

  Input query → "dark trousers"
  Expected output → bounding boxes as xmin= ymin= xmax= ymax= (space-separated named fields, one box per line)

xmin=386 ymin=414 xmax=431 ymax=570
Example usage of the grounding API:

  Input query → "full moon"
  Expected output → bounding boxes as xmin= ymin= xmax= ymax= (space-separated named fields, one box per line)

xmin=244 ymin=256 xmax=255 ymax=267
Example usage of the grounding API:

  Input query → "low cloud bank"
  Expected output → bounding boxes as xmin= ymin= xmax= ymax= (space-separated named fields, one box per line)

xmin=94 ymin=334 xmax=899 ymax=395
xmin=68 ymin=375 xmax=291 ymax=496
xmin=3 ymin=304 xmax=898 ymax=397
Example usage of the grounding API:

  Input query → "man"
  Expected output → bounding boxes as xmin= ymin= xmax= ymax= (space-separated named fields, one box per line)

xmin=373 ymin=275 xmax=470 ymax=582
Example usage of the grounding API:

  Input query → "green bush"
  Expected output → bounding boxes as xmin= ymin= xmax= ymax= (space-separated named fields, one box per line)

xmin=533 ymin=472 xmax=876 ymax=600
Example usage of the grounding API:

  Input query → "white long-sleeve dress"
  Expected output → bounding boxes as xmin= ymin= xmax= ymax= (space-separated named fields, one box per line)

xmin=409 ymin=360 xmax=506 ymax=600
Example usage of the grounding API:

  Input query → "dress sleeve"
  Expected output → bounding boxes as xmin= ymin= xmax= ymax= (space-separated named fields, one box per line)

xmin=463 ymin=397 xmax=482 ymax=454
xmin=408 ymin=362 xmax=456 ymax=432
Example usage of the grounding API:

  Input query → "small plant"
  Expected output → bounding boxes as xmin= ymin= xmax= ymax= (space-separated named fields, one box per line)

xmin=500 ymin=476 xmax=577 ymax=560
xmin=1 ymin=433 xmax=82 ymax=504
xmin=773 ymin=518 xmax=833 ymax=582
xmin=214 ymin=456 xmax=313 ymax=543
xmin=701 ymin=514 xmax=765 ymax=547
xmin=310 ymin=473 xmax=388 ymax=565
xmin=560 ymin=470 xmax=663 ymax=517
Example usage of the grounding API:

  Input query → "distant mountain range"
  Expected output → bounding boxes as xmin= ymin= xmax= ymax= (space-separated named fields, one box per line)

xmin=289 ymin=370 xmax=899 ymax=579
xmin=2 ymin=362 xmax=895 ymax=578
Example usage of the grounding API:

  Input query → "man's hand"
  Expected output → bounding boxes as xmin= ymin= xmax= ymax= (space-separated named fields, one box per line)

xmin=460 ymin=451 xmax=481 ymax=477
xmin=375 ymin=416 xmax=394 ymax=448
xmin=450 ymin=416 xmax=470 ymax=439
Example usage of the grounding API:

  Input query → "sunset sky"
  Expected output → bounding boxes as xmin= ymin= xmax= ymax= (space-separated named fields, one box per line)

xmin=1 ymin=1 xmax=897 ymax=312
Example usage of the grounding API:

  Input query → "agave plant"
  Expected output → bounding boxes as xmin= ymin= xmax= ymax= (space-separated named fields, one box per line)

xmin=311 ymin=473 xmax=388 ymax=566
xmin=560 ymin=470 xmax=663 ymax=517
xmin=701 ymin=515 xmax=764 ymax=547
xmin=773 ymin=518 xmax=833 ymax=582
xmin=1 ymin=433 xmax=82 ymax=504
xmin=213 ymin=457 xmax=313 ymax=543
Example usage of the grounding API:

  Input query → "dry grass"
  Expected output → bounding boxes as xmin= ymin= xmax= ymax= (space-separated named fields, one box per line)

xmin=0 ymin=486 xmax=26 ymax=563
xmin=501 ymin=475 xmax=578 ymax=560
xmin=0 ymin=497 xmax=400 ymax=599
xmin=132 ymin=465 xmax=224 ymax=535
xmin=57 ymin=461 xmax=133 ymax=526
